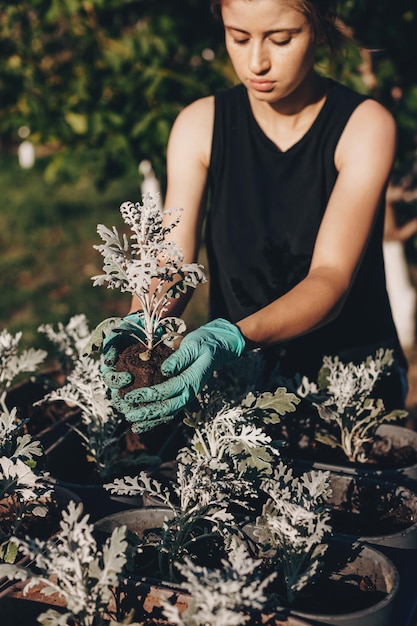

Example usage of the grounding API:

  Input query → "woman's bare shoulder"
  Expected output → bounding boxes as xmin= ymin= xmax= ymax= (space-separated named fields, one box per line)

xmin=335 ymin=98 xmax=396 ymax=171
xmin=168 ymin=96 xmax=215 ymax=167
xmin=171 ymin=96 xmax=215 ymax=135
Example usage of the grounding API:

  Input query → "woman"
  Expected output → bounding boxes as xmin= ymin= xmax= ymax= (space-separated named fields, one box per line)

xmin=103 ymin=0 xmax=407 ymax=432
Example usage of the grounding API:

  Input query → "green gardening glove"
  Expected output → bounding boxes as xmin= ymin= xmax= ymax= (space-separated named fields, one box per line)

xmin=100 ymin=313 xmax=148 ymax=389
xmin=111 ymin=318 xmax=246 ymax=433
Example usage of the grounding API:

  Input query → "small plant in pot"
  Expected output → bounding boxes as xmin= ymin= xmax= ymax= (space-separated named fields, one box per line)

xmin=101 ymin=390 xmax=299 ymax=583
xmin=295 ymin=349 xmax=409 ymax=466
xmin=0 ymin=501 xmax=137 ymax=626
xmin=0 ymin=329 xmax=54 ymax=563
xmin=0 ymin=406 xmax=53 ymax=563
xmin=90 ymin=195 xmax=207 ymax=393
xmin=161 ymin=539 xmax=279 ymax=626
xmin=0 ymin=328 xmax=47 ymax=416
xmin=36 ymin=349 xmax=161 ymax=484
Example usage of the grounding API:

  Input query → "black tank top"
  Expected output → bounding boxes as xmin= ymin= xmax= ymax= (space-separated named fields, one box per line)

xmin=206 ymin=80 xmax=404 ymax=379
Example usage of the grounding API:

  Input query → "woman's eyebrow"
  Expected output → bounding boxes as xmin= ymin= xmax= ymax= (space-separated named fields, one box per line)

xmin=224 ymin=25 xmax=302 ymax=35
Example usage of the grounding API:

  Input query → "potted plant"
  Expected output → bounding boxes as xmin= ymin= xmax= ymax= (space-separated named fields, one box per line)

xmin=0 ymin=501 xmax=139 ymax=626
xmin=36 ymin=323 xmax=162 ymax=520
xmin=90 ymin=195 xmax=206 ymax=394
xmin=323 ymin=471 xmax=417 ymax=626
xmin=0 ymin=328 xmax=80 ymax=565
xmin=0 ymin=404 xmax=54 ymax=564
xmin=0 ymin=328 xmax=47 ymax=418
xmin=161 ymin=541 xmax=312 ymax=626
xmin=280 ymin=349 xmax=417 ymax=488
xmin=5 ymin=316 xmax=92 ymax=455
xmin=96 ymin=390 xmax=297 ymax=585
xmin=99 ymin=386 xmax=400 ymax=626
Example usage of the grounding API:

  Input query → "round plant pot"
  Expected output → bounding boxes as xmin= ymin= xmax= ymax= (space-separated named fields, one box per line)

xmin=289 ymin=424 xmax=417 ymax=492
xmin=96 ymin=509 xmax=399 ymax=626
xmin=0 ymin=484 xmax=82 ymax=599
xmin=94 ymin=505 xmax=174 ymax=540
xmin=326 ymin=472 xmax=417 ymax=626
xmin=290 ymin=543 xmax=399 ymax=626
xmin=327 ymin=473 xmax=417 ymax=550
xmin=95 ymin=508 xmax=315 ymax=626
xmin=48 ymin=478 xmax=143 ymax=523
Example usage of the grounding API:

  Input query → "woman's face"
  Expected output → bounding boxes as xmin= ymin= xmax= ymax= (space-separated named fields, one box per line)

xmin=220 ymin=0 xmax=318 ymax=107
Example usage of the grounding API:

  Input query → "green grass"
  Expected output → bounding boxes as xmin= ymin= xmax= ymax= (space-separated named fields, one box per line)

xmin=0 ymin=155 xmax=208 ymax=355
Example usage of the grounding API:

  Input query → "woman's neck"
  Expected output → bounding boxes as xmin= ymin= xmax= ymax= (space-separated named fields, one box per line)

xmin=247 ymin=72 xmax=328 ymax=151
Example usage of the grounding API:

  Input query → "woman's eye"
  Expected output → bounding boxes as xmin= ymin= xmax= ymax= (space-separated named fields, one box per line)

xmin=234 ymin=38 xmax=249 ymax=45
xmin=272 ymin=38 xmax=291 ymax=46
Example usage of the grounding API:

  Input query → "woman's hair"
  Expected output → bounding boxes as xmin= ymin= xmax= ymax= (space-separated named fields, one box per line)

xmin=210 ymin=0 xmax=345 ymax=53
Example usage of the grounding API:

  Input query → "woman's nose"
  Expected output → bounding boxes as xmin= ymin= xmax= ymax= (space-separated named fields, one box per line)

xmin=248 ymin=42 xmax=270 ymax=74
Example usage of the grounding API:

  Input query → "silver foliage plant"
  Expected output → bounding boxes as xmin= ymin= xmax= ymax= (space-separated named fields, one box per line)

xmin=38 ymin=313 xmax=91 ymax=373
xmin=37 ymin=353 xmax=124 ymax=478
xmin=0 ymin=407 xmax=51 ymax=563
xmin=0 ymin=329 xmax=50 ymax=562
xmin=105 ymin=392 xmax=333 ymax=605
xmin=91 ymin=194 xmax=207 ymax=353
xmin=37 ymin=316 xmax=158 ymax=478
xmin=105 ymin=462 xmax=237 ymax=583
xmin=253 ymin=461 xmax=332 ymax=605
xmin=162 ymin=539 xmax=277 ymax=626
xmin=104 ymin=390 xmax=293 ymax=516
xmin=0 ymin=501 xmax=130 ymax=626
xmin=298 ymin=348 xmax=408 ymax=463
xmin=0 ymin=328 xmax=46 ymax=413
xmin=103 ymin=400 xmax=285 ymax=582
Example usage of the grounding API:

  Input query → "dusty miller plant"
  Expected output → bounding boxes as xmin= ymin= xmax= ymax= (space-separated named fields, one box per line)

xmin=298 ymin=349 xmax=408 ymax=463
xmin=104 ymin=461 xmax=237 ymax=583
xmin=0 ymin=501 xmax=130 ymax=626
xmin=253 ymin=461 xmax=332 ymax=606
xmin=180 ymin=400 xmax=287 ymax=510
xmin=0 ymin=328 xmax=49 ymax=562
xmin=0 ymin=328 xmax=46 ymax=413
xmin=104 ymin=389 xmax=299 ymax=581
xmin=37 ymin=352 xmax=158 ymax=479
xmin=38 ymin=314 xmax=91 ymax=374
xmin=0 ymin=407 xmax=51 ymax=563
xmin=162 ymin=538 xmax=277 ymax=626
xmin=90 ymin=195 xmax=206 ymax=356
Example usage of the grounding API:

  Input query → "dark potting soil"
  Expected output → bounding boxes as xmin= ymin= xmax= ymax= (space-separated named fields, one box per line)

xmin=292 ymin=576 xmax=387 ymax=615
xmin=6 ymin=372 xmax=80 ymax=436
xmin=115 ymin=342 xmax=174 ymax=396
xmin=0 ymin=493 xmax=65 ymax=541
xmin=129 ymin=534 xmax=227 ymax=583
xmin=286 ymin=436 xmax=417 ymax=471
xmin=330 ymin=500 xmax=415 ymax=536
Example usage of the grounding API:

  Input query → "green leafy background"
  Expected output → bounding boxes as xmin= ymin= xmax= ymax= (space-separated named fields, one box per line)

xmin=0 ymin=0 xmax=416 ymax=354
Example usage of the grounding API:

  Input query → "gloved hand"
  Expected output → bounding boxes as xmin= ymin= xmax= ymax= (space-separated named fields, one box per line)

xmin=111 ymin=318 xmax=246 ymax=433
xmin=100 ymin=312 xmax=148 ymax=389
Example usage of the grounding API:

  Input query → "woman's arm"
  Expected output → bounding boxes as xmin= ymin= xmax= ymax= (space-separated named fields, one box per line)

xmin=237 ymin=99 xmax=397 ymax=348
xmin=129 ymin=96 xmax=214 ymax=315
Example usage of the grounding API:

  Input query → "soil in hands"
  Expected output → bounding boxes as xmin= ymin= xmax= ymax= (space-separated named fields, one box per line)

xmin=113 ymin=342 xmax=180 ymax=454
xmin=115 ymin=342 xmax=174 ymax=397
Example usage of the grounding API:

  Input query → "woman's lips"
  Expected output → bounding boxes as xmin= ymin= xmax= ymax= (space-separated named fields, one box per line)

xmin=248 ymin=79 xmax=275 ymax=92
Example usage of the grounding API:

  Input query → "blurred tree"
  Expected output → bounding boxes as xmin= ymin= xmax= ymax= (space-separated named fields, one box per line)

xmin=0 ymin=0 xmax=228 ymax=189
xmin=0 ymin=0 xmax=416 ymax=188
xmin=337 ymin=0 xmax=417 ymax=179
